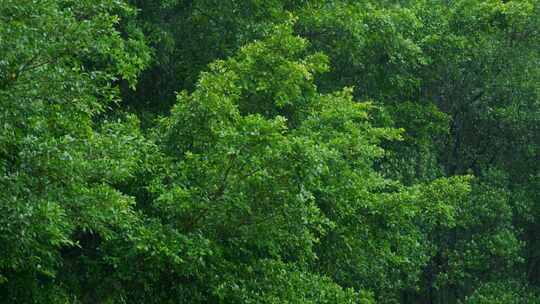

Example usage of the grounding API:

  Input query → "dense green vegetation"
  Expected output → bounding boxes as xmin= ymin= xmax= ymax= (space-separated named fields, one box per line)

xmin=1 ymin=0 xmax=539 ymax=303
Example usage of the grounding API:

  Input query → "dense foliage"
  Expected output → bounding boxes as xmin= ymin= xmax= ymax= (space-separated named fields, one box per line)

xmin=0 ymin=0 xmax=539 ymax=303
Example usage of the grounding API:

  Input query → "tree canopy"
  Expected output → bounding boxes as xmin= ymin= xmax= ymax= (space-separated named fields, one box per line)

xmin=1 ymin=0 xmax=539 ymax=303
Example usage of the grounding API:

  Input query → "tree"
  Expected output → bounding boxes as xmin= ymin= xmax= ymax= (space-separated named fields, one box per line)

xmin=147 ymin=21 xmax=472 ymax=303
xmin=0 ymin=0 xmax=150 ymax=301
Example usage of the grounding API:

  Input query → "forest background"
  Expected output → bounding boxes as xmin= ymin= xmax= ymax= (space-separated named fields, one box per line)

xmin=1 ymin=0 xmax=539 ymax=303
